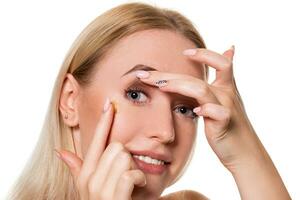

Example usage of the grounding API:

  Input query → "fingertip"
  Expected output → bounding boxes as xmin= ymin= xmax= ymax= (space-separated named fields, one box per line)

xmin=54 ymin=149 xmax=70 ymax=167
xmin=57 ymin=150 xmax=83 ymax=179
xmin=54 ymin=149 xmax=62 ymax=159
xmin=223 ymin=47 xmax=234 ymax=61
xmin=102 ymin=98 xmax=117 ymax=117
xmin=58 ymin=150 xmax=82 ymax=169
xmin=182 ymin=48 xmax=197 ymax=56
xmin=137 ymin=175 xmax=147 ymax=187
xmin=193 ymin=106 xmax=202 ymax=114
xmin=103 ymin=97 xmax=112 ymax=113
xmin=230 ymin=45 xmax=235 ymax=52
xmin=54 ymin=149 xmax=68 ymax=165
xmin=230 ymin=45 xmax=235 ymax=57
xmin=141 ymin=179 xmax=147 ymax=187
xmin=131 ymin=169 xmax=147 ymax=187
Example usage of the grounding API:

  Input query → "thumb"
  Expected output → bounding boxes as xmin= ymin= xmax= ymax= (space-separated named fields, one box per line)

xmin=222 ymin=45 xmax=235 ymax=61
xmin=54 ymin=149 xmax=83 ymax=180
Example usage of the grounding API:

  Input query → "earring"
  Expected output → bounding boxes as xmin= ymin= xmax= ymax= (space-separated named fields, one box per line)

xmin=64 ymin=112 xmax=68 ymax=119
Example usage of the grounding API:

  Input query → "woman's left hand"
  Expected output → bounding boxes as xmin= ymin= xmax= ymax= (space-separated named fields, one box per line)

xmin=135 ymin=46 xmax=265 ymax=171
xmin=135 ymin=46 xmax=291 ymax=199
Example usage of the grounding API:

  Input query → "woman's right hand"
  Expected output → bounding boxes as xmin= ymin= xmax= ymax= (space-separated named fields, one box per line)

xmin=54 ymin=99 xmax=147 ymax=200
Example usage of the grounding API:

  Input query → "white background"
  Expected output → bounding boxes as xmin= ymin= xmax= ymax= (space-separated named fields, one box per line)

xmin=0 ymin=0 xmax=299 ymax=199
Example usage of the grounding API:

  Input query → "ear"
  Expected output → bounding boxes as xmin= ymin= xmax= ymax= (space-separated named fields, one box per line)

xmin=59 ymin=73 xmax=80 ymax=127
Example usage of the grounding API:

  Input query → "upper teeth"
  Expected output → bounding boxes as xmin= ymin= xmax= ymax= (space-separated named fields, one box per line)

xmin=133 ymin=154 xmax=165 ymax=165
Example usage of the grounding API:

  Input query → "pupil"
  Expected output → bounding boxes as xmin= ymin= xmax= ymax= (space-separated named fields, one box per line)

xmin=180 ymin=107 xmax=187 ymax=113
xmin=131 ymin=92 xmax=138 ymax=99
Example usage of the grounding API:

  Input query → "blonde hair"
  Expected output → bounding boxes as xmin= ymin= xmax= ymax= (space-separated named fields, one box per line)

xmin=6 ymin=2 xmax=207 ymax=199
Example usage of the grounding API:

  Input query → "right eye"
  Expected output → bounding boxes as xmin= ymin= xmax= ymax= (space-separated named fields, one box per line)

xmin=125 ymin=87 xmax=148 ymax=105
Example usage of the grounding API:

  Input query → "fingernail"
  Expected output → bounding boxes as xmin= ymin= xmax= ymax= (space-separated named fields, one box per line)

xmin=135 ymin=70 xmax=150 ymax=79
xmin=193 ymin=107 xmax=201 ymax=113
xmin=103 ymin=98 xmax=111 ymax=113
xmin=183 ymin=48 xmax=197 ymax=56
xmin=54 ymin=149 xmax=62 ymax=159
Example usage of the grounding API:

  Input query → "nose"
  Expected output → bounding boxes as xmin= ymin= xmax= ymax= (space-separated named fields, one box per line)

xmin=146 ymin=100 xmax=175 ymax=144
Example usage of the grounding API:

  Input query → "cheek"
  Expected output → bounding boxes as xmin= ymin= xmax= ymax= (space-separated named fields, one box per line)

xmin=175 ymin=121 xmax=197 ymax=161
xmin=177 ymin=132 xmax=196 ymax=163
xmin=169 ymin=119 xmax=197 ymax=180
xmin=77 ymin=94 xmax=105 ymax=157
xmin=107 ymin=104 xmax=146 ymax=144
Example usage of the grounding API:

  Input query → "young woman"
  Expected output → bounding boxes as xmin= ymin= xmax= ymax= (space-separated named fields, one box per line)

xmin=7 ymin=2 xmax=291 ymax=200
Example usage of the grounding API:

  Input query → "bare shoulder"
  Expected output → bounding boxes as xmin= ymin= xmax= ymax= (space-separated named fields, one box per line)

xmin=159 ymin=190 xmax=209 ymax=200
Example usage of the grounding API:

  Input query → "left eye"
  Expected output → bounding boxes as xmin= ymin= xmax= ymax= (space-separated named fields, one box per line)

xmin=174 ymin=106 xmax=198 ymax=119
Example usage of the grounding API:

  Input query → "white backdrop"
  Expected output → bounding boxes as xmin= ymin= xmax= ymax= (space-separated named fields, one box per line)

xmin=0 ymin=0 xmax=299 ymax=199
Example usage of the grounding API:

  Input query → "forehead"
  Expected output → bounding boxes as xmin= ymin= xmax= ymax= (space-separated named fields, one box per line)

xmin=95 ymin=29 xmax=205 ymax=80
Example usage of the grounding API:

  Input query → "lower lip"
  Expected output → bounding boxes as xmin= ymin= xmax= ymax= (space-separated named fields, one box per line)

xmin=132 ymin=156 xmax=169 ymax=174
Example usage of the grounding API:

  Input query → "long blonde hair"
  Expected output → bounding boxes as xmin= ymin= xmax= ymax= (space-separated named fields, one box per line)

xmin=6 ymin=2 xmax=207 ymax=199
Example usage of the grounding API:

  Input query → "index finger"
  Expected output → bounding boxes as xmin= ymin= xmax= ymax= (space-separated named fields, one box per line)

xmin=183 ymin=47 xmax=235 ymax=86
xmin=80 ymin=98 xmax=115 ymax=173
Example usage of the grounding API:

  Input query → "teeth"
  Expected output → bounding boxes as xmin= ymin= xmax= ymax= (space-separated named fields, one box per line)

xmin=133 ymin=154 xmax=165 ymax=165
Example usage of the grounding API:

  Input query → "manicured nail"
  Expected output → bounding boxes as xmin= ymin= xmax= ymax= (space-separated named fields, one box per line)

xmin=103 ymin=98 xmax=111 ymax=113
xmin=155 ymin=80 xmax=168 ymax=87
xmin=135 ymin=70 xmax=150 ymax=79
xmin=193 ymin=107 xmax=201 ymax=113
xmin=183 ymin=48 xmax=197 ymax=56
xmin=54 ymin=149 xmax=62 ymax=159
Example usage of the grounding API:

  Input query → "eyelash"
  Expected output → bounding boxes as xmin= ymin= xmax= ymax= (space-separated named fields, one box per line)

xmin=124 ymin=87 xmax=148 ymax=105
xmin=124 ymin=87 xmax=198 ymax=119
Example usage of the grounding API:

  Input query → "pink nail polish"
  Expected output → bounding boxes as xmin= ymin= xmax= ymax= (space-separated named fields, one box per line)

xmin=135 ymin=70 xmax=150 ymax=79
xmin=183 ymin=48 xmax=197 ymax=56
xmin=193 ymin=107 xmax=201 ymax=113
xmin=103 ymin=98 xmax=111 ymax=113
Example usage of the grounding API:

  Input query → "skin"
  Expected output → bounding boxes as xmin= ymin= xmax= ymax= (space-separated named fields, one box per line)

xmin=56 ymin=29 xmax=291 ymax=199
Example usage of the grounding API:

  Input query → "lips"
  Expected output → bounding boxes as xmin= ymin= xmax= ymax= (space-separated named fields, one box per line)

xmin=130 ymin=150 xmax=172 ymax=164
xmin=132 ymin=154 xmax=165 ymax=165
xmin=129 ymin=149 xmax=172 ymax=174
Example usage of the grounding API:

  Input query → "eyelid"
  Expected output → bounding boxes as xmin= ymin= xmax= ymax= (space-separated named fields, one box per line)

xmin=174 ymin=104 xmax=198 ymax=119
xmin=124 ymin=86 xmax=149 ymax=105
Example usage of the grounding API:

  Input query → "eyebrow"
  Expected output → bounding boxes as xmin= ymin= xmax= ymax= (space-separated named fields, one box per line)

xmin=121 ymin=64 xmax=158 ymax=77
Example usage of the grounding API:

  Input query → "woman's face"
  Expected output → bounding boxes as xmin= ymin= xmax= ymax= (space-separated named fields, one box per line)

xmin=65 ymin=29 xmax=205 ymax=197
